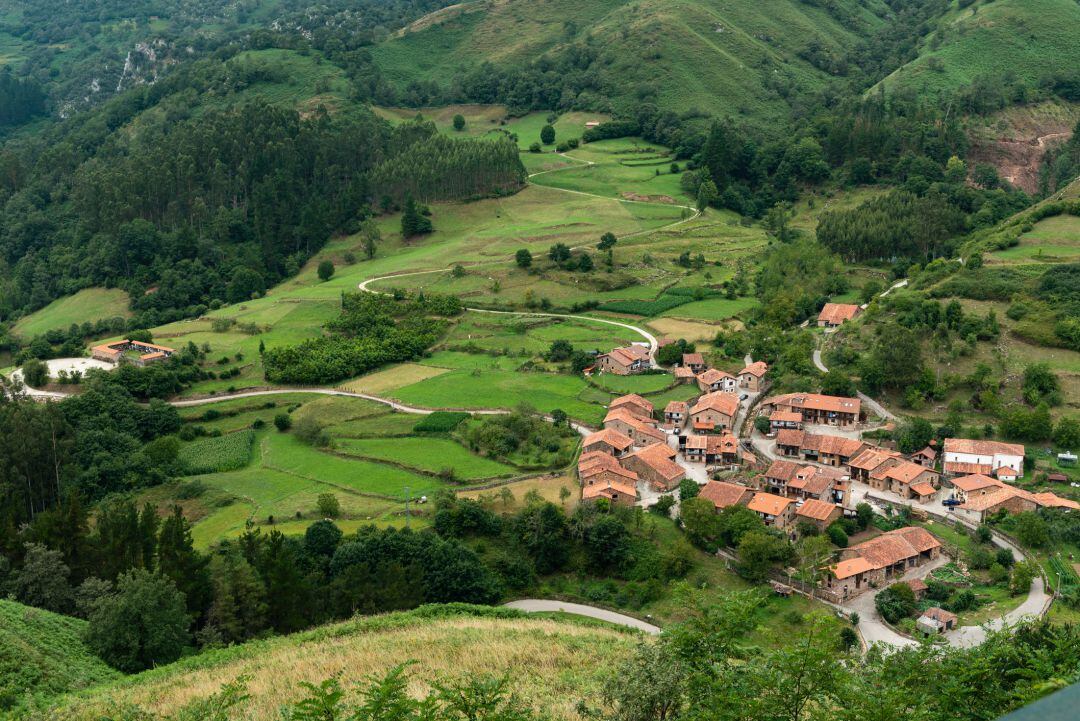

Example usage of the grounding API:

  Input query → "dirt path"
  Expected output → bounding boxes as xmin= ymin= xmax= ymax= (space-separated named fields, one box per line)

xmin=503 ymin=599 xmax=661 ymax=634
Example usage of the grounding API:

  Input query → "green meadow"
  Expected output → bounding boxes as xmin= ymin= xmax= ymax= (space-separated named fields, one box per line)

xmin=13 ymin=287 xmax=130 ymax=338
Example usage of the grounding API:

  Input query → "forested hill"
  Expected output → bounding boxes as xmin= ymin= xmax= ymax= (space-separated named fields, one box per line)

xmin=0 ymin=63 xmax=525 ymax=327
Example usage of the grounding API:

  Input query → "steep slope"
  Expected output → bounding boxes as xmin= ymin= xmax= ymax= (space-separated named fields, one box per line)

xmin=370 ymin=0 xmax=891 ymax=124
xmin=0 ymin=599 xmax=120 ymax=713
xmin=879 ymin=0 xmax=1080 ymax=105
xmin=45 ymin=606 xmax=636 ymax=721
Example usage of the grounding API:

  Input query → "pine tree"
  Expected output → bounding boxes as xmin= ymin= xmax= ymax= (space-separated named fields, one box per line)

xmin=157 ymin=506 xmax=212 ymax=618
xmin=400 ymin=196 xmax=433 ymax=238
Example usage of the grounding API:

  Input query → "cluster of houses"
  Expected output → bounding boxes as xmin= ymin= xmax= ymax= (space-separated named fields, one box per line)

xmin=823 ymin=526 xmax=942 ymax=602
xmin=91 ymin=339 xmax=176 ymax=366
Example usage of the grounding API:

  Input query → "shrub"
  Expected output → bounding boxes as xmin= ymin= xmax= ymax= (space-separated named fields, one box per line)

xmin=826 ymin=523 xmax=849 ymax=547
xmin=274 ymin=413 xmax=292 ymax=431
xmin=316 ymin=493 xmax=341 ymax=519
xmin=875 ymin=583 xmax=917 ymax=624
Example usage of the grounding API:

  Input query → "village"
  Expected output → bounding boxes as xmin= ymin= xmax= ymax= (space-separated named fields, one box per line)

xmin=579 ymin=336 xmax=1079 ymax=644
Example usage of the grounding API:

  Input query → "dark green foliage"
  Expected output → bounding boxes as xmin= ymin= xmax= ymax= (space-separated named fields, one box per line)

xmin=599 ymin=293 xmax=694 ymax=316
xmin=452 ymin=114 xmax=466 ymax=131
xmin=679 ymin=478 xmax=700 ymax=502
xmin=263 ymin=292 xmax=458 ymax=385
xmin=274 ymin=413 xmax=293 ymax=431
xmin=826 ymin=523 xmax=848 ymax=548
xmin=817 ymin=190 xmax=966 ymax=261
xmin=0 ymin=70 xmax=46 ymax=127
xmin=400 ymin=196 xmax=433 ymax=237
xmin=540 ymin=124 xmax=555 ymax=145
xmin=875 ymin=582 xmax=917 ymax=624
xmin=432 ymin=496 xmax=502 ymax=538
xmin=317 ymin=260 xmax=335 ymax=282
xmin=736 ymin=530 xmax=793 ymax=582
xmin=85 ymin=568 xmax=190 ymax=672
xmin=656 ymin=338 xmax=695 ymax=367
xmin=515 ymin=248 xmax=532 ymax=268
xmin=413 ymin=412 xmax=470 ymax=433
xmin=20 ymin=358 xmax=48 ymax=387
xmin=460 ymin=411 xmax=576 ymax=468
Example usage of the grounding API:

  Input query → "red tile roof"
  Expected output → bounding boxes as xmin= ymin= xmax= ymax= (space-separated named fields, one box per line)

xmin=817 ymin=303 xmax=861 ymax=326
xmin=848 ymin=527 xmax=941 ymax=569
xmin=944 ymin=438 xmax=1025 ymax=458
xmin=740 ymin=360 xmax=769 ymax=377
xmin=583 ymin=428 xmax=633 ymax=452
xmin=627 ymin=443 xmax=684 ymax=483
xmin=831 ymin=557 xmax=874 ymax=579
xmin=747 ymin=492 xmax=794 ymax=517
xmin=682 ymin=352 xmax=705 ymax=366
xmin=690 ymin=391 xmax=739 ymax=418
xmin=610 ymin=394 xmax=654 ymax=416
xmin=699 ymin=481 xmax=751 ymax=509
xmin=796 ymin=498 xmax=838 ymax=522
xmin=765 ymin=393 xmax=861 ymax=416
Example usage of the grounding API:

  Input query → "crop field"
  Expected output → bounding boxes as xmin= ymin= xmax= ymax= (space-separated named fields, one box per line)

xmin=648 ymin=317 xmax=734 ymax=342
xmin=530 ymin=139 xmax=690 ymax=202
xmin=660 ymin=296 xmax=760 ymax=321
xmin=13 ymin=287 xmax=130 ymax=338
xmin=337 ymin=363 xmax=450 ymax=394
xmin=462 ymin=475 xmax=581 ymax=511
xmin=178 ymin=430 xmax=256 ymax=474
xmin=335 ymin=437 xmax=516 ymax=480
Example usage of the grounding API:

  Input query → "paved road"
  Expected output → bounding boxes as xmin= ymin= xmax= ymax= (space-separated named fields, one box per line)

xmin=812 ymin=349 xmax=828 ymax=373
xmin=504 ymin=599 xmax=661 ymax=634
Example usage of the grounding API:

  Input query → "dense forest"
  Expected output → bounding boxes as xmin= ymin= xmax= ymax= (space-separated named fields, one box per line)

xmin=0 ymin=94 xmax=522 ymax=328
xmin=0 ymin=70 xmax=45 ymax=128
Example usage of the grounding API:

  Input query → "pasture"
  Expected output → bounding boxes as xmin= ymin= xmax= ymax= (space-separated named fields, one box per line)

xmin=13 ymin=287 xmax=130 ymax=338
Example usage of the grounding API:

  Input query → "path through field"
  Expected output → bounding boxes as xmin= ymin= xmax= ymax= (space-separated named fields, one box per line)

xmin=503 ymin=599 xmax=661 ymax=634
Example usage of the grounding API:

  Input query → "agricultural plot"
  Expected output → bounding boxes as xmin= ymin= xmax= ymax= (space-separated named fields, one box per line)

xmin=589 ymin=372 xmax=675 ymax=395
xmin=335 ymin=437 xmax=516 ymax=480
xmin=12 ymin=287 xmax=130 ymax=338
xmin=530 ymin=139 xmax=690 ymax=202
xmin=660 ymin=296 xmax=760 ymax=321
xmin=439 ymin=312 xmax=637 ymax=355
xmin=989 ymin=215 xmax=1080 ymax=263
xmin=178 ymin=430 xmax=256 ymax=474
xmin=337 ymin=363 xmax=450 ymax=394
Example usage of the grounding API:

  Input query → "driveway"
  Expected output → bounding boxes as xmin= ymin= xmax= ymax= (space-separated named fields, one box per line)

xmin=504 ymin=599 xmax=661 ymax=635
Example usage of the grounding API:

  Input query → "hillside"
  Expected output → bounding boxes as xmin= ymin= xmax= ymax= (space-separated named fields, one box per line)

xmin=369 ymin=0 xmax=891 ymax=124
xmin=880 ymin=0 xmax=1080 ymax=107
xmin=0 ymin=599 xmax=120 ymax=713
xmin=44 ymin=605 xmax=636 ymax=721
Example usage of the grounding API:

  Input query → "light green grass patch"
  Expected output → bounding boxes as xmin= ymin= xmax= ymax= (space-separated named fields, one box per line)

xmin=661 ymin=296 xmax=760 ymax=321
xmin=590 ymin=373 xmax=674 ymax=395
xmin=335 ymin=437 xmax=517 ymax=479
xmin=13 ymin=288 xmax=130 ymax=338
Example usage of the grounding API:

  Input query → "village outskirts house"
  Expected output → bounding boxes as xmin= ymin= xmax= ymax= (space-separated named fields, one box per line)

xmin=795 ymin=498 xmax=841 ymax=532
xmin=761 ymin=393 xmax=862 ymax=428
xmin=582 ymin=428 xmax=634 ymax=456
xmin=824 ymin=526 xmax=942 ymax=601
xmin=596 ymin=345 xmax=651 ymax=375
xmin=609 ymin=393 xmax=655 ymax=418
xmin=747 ymin=492 xmax=797 ymax=535
xmin=578 ymin=452 xmax=639 ymax=507
xmin=847 ymin=447 xmax=903 ymax=483
xmin=664 ymin=400 xmax=689 ymax=429
xmin=943 ymin=438 xmax=1025 ymax=479
xmin=738 ymin=361 xmax=768 ymax=392
xmin=91 ymin=339 xmax=176 ymax=366
xmin=682 ymin=352 xmax=706 ymax=374
xmin=817 ymin=303 xmax=861 ymax=328
xmin=604 ymin=407 xmax=666 ymax=446
xmin=674 ymin=366 xmax=697 ymax=384
xmin=697 ymin=368 xmax=738 ymax=394
xmin=689 ymin=391 xmax=740 ymax=433
xmin=867 ymin=460 xmax=941 ymax=501
xmin=621 ymin=442 xmax=685 ymax=491
xmin=698 ymin=480 xmax=754 ymax=511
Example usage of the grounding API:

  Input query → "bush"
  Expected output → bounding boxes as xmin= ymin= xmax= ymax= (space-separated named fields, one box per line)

xmin=274 ymin=413 xmax=292 ymax=431
xmin=826 ymin=523 xmax=849 ymax=547
xmin=294 ymin=416 xmax=330 ymax=447
xmin=316 ymin=493 xmax=341 ymax=518
xmin=875 ymin=583 xmax=917 ymax=624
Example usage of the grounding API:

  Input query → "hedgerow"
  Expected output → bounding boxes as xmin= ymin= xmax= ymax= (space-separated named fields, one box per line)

xmin=414 ymin=412 xmax=471 ymax=433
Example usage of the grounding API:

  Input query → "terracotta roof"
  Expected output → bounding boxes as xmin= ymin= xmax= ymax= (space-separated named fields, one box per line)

xmin=610 ymin=394 xmax=654 ymax=416
xmin=817 ymin=303 xmax=861 ymax=325
xmin=699 ymin=480 xmax=751 ymax=509
xmin=583 ymin=428 xmax=633 ymax=451
xmin=682 ymin=352 xmax=705 ymax=366
xmin=809 ymin=434 xmax=864 ymax=458
xmin=944 ymin=438 xmax=1025 ymax=458
xmin=906 ymin=578 xmax=928 ymax=592
xmin=603 ymin=345 xmax=650 ymax=366
xmin=1031 ymin=493 xmax=1080 ymax=510
xmin=748 ymin=492 xmax=794 ymax=517
xmin=831 ymin=557 xmax=874 ymax=579
xmin=775 ymin=429 xmax=805 ymax=447
xmin=872 ymin=460 xmax=932 ymax=486
xmin=690 ymin=391 xmax=739 ymax=418
xmin=995 ymin=466 xmax=1018 ymax=479
xmin=684 ymin=434 xmax=709 ymax=451
xmin=765 ymin=459 xmax=803 ymax=482
xmin=913 ymin=446 xmax=937 ymax=460
xmin=848 ymin=447 xmax=901 ymax=472
xmin=764 ymin=393 xmax=861 ymax=416
xmin=692 ymin=420 xmax=715 ymax=431
xmin=769 ymin=410 xmax=803 ymax=423
xmin=698 ymin=368 xmax=735 ymax=386
xmin=796 ymin=498 xmax=838 ymax=522
xmin=944 ymin=461 xmax=993 ymax=476
xmin=582 ymin=478 xmax=638 ymax=500
xmin=664 ymin=401 xmax=689 ymax=415
xmin=910 ymin=482 xmax=938 ymax=497
xmin=950 ymin=474 xmax=1003 ymax=493
xmin=960 ymin=485 xmax=1034 ymax=512
xmin=789 ymin=467 xmax=838 ymax=496
xmin=627 ymin=443 xmax=685 ymax=483
xmin=709 ymin=433 xmax=739 ymax=455
xmin=848 ymin=527 xmax=940 ymax=569
xmin=604 ymin=408 xmax=665 ymax=443
xmin=579 ymin=454 xmax=638 ymax=482
xmin=674 ymin=366 xmax=697 ymax=378
xmin=740 ymin=360 xmax=769 ymax=377
xmin=922 ymin=607 xmax=957 ymax=625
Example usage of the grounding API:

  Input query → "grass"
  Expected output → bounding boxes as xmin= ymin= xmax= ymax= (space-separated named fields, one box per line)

xmin=461 ymin=475 xmax=581 ymax=511
xmin=660 ymin=296 xmax=760 ymax=321
xmin=589 ymin=373 xmax=674 ymax=395
xmin=335 ymin=437 xmax=517 ymax=480
xmin=46 ymin=608 xmax=637 ymax=721
xmin=178 ymin=430 xmax=255 ymax=474
xmin=12 ymin=287 xmax=130 ymax=338
xmin=989 ymin=215 xmax=1080 ymax=263
xmin=337 ymin=363 xmax=450 ymax=394
xmin=0 ymin=599 xmax=120 ymax=711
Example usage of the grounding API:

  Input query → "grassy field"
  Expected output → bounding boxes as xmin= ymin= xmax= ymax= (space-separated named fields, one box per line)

xmin=46 ymin=608 xmax=637 ymax=721
xmin=178 ymin=430 xmax=255 ymax=474
xmin=12 ymin=288 xmax=130 ymax=338
xmin=988 ymin=215 xmax=1080 ymax=263
xmin=335 ymin=437 xmax=517 ymax=480
xmin=0 ymin=599 xmax=120 ymax=712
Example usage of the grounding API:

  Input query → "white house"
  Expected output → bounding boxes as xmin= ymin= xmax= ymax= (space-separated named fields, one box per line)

xmin=943 ymin=438 xmax=1025 ymax=479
